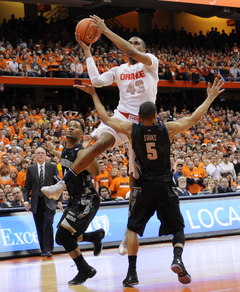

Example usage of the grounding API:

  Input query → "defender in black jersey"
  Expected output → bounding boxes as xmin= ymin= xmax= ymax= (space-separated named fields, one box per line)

xmin=42 ymin=119 xmax=105 ymax=286
xmin=75 ymin=79 xmax=224 ymax=287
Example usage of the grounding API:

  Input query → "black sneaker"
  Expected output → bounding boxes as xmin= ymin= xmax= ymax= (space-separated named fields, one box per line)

xmin=68 ymin=267 xmax=97 ymax=285
xmin=122 ymin=270 xmax=139 ymax=287
xmin=171 ymin=258 xmax=191 ymax=284
xmin=93 ymin=228 xmax=105 ymax=256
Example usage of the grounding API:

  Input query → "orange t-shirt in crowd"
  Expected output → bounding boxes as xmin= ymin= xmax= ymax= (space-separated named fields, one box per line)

xmin=94 ymin=171 xmax=111 ymax=189
xmin=17 ymin=170 xmax=27 ymax=188
xmin=109 ymin=176 xmax=130 ymax=199
xmin=182 ymin=165 xmax=189 ymax=176
xmin=0 ymin=178 xmax=11 ymax=186
xmin=184 ymin=169 xmax=202 ymax=194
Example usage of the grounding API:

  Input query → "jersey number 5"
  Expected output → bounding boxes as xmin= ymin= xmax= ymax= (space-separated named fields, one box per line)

xmin=126 ymin=80 xmax=145 ymax=95
xmin=146 ymin=142 xmax=158 ymax=160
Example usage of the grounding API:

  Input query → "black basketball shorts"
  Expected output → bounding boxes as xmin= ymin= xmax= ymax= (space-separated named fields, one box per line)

xmin=127 ymin=180 xmax=185 ymax=237
xmin=58 ymin=194 xmax=100 ymax=237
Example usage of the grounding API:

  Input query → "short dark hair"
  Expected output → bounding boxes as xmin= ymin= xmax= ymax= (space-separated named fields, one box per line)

xmin=66 ymin=119 xmax=85 ymax=132
xmin=139 ymin=102 xmax=157 ymax=121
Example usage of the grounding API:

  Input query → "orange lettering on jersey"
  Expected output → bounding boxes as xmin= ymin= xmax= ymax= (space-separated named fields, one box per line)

xmin=120 ymin=70 xmax=145 ymax=80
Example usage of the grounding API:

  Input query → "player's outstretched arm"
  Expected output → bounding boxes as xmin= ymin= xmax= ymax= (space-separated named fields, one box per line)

xmin=90 ymin=15 xmax=152 ymax=66
xmin=73 ymin=83 xmax=132 ymax=139
xmin=166 ymin=78 xmax=225 ymax=141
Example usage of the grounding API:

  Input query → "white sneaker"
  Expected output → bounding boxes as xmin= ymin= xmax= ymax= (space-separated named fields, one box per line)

xmin=118 ymin=230 xmax=128 ymax=256
xmin=41 ymin=180 xmax=66 ymax=200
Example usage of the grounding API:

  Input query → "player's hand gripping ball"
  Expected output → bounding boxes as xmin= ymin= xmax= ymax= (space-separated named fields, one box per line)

xmin=75 ymin=18 xmax=101 ymax=45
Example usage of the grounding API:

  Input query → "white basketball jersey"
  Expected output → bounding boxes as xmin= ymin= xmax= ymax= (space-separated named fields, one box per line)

xmin=110 ymin=53 xmax=159 ymax=116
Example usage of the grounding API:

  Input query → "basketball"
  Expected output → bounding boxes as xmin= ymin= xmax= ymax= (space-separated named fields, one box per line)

xmin=75 ymin=18 xmax=101 ymax=45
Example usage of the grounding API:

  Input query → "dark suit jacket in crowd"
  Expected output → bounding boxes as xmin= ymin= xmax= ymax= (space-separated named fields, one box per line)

xmin=23 ymin=162 xmax=59 ymax=213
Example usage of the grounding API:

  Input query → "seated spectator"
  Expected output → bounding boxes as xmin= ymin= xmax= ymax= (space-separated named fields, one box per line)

xmin=189 ymin=64 xmax=200 ymax=83
xmin=60 ymin=55 xmax=71 ymax=78
xmin=47 ymin=56 xmax=60 ymax=77
xmin=4 ymin=191 xmax=15 ymax=207
xmin=202 ymin=178 xmax=218 ymax=194
xmin=99 ymin=185 xmax=113 ymax=201
xmin=219 ymin=64 xmax=230 ymax=81
xmin=12 ymin=186 xmax=24 ymax=206
xmin=19 ymin=59 xmax=35 ymax=77
xmin=62 ymin=190 xmax=69 ymax=204
xmin=217 ymin=176 xmax=234 ymax=193
xmin=8 ymin=56 xmax=22 ymax=76
xmin=30 ymin=57 xmax=41 ymax=77
xmin=158 ymin=63 xmax=172 ymax=81
xmin=40 ymin=58 xmax=50 ymax=77
xmin=9 ymin=170 xmax=17 ymax=188
xmin=176 ymin=63 xmax=190 ymax=81
xmin=230 ymin=63 xmax=240 ymax=82
xmin=70 ymin=56 xmax=88 ymax=78
xmin=176 ymin=176 xmax=192 ymax=197
xmin=109 ymin=165 xmax=129 ymax=199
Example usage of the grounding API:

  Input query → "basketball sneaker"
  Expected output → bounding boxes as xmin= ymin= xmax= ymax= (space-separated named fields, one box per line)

xmin=122 ymin=270 xmax=139 ymax=287
xmin=118 ymin=230 xmax=128 ymax=255
xmin=171 ymin=257 xmax=191 ymax=284
xmin=41 ymin=180 xmax=66 ymax=200
xmin=68 ymin=266 xmax=96 ymax=285
xmin=93 ymin=228 xmax=105 ymax=256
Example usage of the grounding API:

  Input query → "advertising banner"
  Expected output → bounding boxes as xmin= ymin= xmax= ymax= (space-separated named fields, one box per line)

xmin=0 ymin=196 xmax=240 ymax=253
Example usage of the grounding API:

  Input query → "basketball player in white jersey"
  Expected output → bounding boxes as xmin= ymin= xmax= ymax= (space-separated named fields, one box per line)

xmin=41 ymin=15 xmax=159 ymax=254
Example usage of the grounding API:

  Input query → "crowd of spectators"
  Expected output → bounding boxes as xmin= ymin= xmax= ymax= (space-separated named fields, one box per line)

xmin=1 ymin=15 xmax=240 ymax=210
xmin=0 ymin=99 xmax=240 ymax=209
xmin=1 ymin=14 xmax=240 ymax=82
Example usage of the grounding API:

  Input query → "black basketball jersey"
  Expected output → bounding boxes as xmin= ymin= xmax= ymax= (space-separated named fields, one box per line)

xmin=61 ymin=143 xmax=96 ymax=201
xmin=131 ymin=122 xmax=172 ymax=182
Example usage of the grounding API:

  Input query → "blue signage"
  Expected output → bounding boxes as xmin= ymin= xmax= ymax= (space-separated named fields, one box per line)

xmin=0 ymin=196 xmax=240 ymax=253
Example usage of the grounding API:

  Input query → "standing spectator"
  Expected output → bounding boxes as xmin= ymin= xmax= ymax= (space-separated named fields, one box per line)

xmin=17 ymin=159 xmax=28 ymax=188
xmin=109 ymin=165 xmax=130 ymax=199
xmin=184 ymin=161 xmax=203 ymax=195
xmin=216 ymin=153 xmax=236 ymax=180
xmin=173 ymin=159 xmax=184 ymax=185
xmin=23 ymin=147 xmax=63 ymax=257
xmin=94 ymin=160 xmax=111 ymax=193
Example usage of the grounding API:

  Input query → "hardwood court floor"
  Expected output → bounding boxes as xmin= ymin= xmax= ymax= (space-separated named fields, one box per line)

xmin=1 ymin=235 xmax=240 ymax=292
